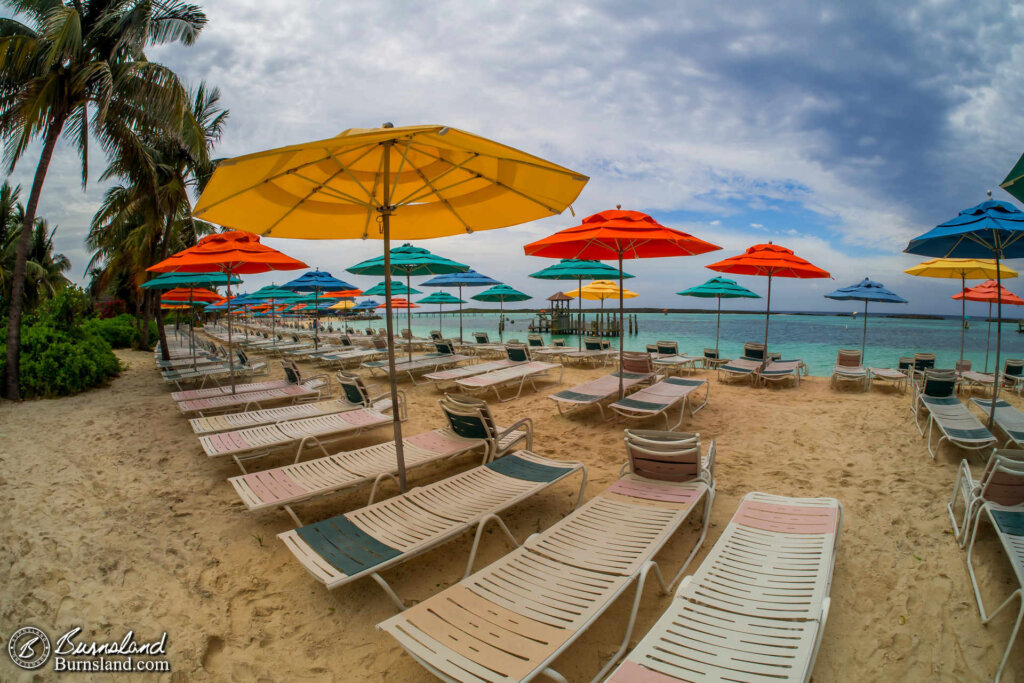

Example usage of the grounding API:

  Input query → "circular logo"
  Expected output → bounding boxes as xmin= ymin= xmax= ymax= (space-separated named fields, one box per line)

xmin=8 ymin=627 xmax=51 ymax=670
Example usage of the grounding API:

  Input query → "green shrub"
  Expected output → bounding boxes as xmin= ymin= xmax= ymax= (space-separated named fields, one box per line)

xmin=82 ymin=314 xmax=141 ymax=349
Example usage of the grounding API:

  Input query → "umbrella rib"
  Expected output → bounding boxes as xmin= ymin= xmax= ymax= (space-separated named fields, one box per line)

xmin=387 ymin=140 xmax=415 ymax=208
xmin=404 ymin=139 xmax=586 ymax=180
xmin=259 ymin=165 xmax=351 ymax=237
xmin=361 ymin=154 xmax=387 ymax=239
xmin=284 ymin=169 xmax=377 ymax=206
xmin=406 ymin=162 xmax=473 ymax=233
xmin=391 ymin=152 xmax=481 ymax=206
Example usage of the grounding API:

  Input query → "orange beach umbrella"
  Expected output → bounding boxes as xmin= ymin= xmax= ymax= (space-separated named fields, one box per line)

xmin=707 ymin=242 xmax=830 ymax=358
xmin=378 ymin=298 xmax=419 ymax=309
xmin=954 ymin=280 xmax=1024 ymax=372
xmin=149 ymin=231 xmax=307 ymax=392
xmin=160 ymin=287 xmax=222 ymax=303
xmin=525 ymin=208 xmax=721 ymax=397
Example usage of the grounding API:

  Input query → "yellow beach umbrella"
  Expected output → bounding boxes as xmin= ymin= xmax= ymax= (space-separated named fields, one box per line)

xmin=328 ymin=300 xmax=356 ymax=310
xmin=566 ymin=280 xmax=638 ymax=333
xmin=904 ymin=258 xmax=1018 ymax=363
xmin=192 ymin=123 xmax=588 ymax=492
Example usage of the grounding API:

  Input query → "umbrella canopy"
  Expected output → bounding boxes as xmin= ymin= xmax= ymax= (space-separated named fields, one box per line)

xmin=140 ymin=271 xmax=242 ymax=290
xmin=471 ymin=285 xmax=531 ymax=342
xmin=329 ymin=300 xmax=356 ymax=310
xmin=565 ymin=280 xmax=638 ymax=301
xmin=904 ymin=257 xmax=1018 ymax=363
xmin=953 ymin=279 xmax=1024 ymax=373
xmin=525 ymin=209 xmax=721 ymax=394
xmin=677 ymin=277 xmax=761 ymax=352
xmin=249 ymin=285 xmax=304 ymax=301
xmin=1001 ymin=154 xmax=1024 ymax=205
xmin=418 ymin=291 xmax=467 ymax=337
xmin=353 ymin=299 xmax=381 ymax=310
xmin=905 ymin=199 xmax=1024 ymax=427
xmin=161 ymin=287 xmax=222 ymax=303
xmin=529 ymin=259 xmax=635 ymax=350
xmin=362 ymin=281 xmax=421 ymax=297
xmin=281 ymin=271 xmax=358 ymax=347
xmin=378 ymin=298 xmax=418 ymax=309
xmin=824 ymin=278 xmax=907 ymax=360
xmin=420 ymin=269 xmax=501 ymax=342
xmin=191 ymin=123 xmax=587 ymax=495
xmin=324 ymin=289 xmax=363 ymax=297
xmin=148 ymin=231 xmax=306 ymax=389
xmin=707 ymin=242 xmax=830 ymax=358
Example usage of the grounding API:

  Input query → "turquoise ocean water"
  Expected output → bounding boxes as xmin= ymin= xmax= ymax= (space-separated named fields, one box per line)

xmin=365 ymin=311 xmax=1024 ymax=376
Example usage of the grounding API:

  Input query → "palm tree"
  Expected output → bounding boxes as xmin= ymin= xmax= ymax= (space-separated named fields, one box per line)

xmin=88 ymin=81 xmax=227 ymax=355
xmin=0 ymin=181 xmax=70 ymax=312
xmin=0 ymin=0 xmax=206 ymax=398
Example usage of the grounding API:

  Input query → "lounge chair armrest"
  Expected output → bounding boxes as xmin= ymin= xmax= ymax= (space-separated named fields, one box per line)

xmin=498 ymin=417 xmax=533 ymax=440
xmin=701 ymin=439 xmax=716 ymax=484
xmin=618 ymin=460 xmax=631 ymax=478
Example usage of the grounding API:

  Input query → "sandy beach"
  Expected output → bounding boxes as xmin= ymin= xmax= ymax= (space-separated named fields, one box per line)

xmin=2 ymin=345 xmax=1022 ymax=681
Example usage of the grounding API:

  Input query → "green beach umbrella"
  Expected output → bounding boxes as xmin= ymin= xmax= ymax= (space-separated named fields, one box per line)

xmin=677 ymin=277 xmax=761 ymax=353
xmin=529 ymin=258 xmax=634 ymax=349
xmin=348 ymin=244 xmax=469 ymax=361
xmin=140 ymin=271 xmax=242 ymax=289
xmin=416 ymin=291 xmax=466 ymax=337
xmin=362 ymin=281 xmax=422 ymax=297
xmin=420 ymin=270 xmax=501 ymax=342
xmin=471 ymin=284 xmax=531 ymax=342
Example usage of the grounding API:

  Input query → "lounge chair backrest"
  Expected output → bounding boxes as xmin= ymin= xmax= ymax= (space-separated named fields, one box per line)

xmin=646 ymin=344 xmax=659 ymax=354
xmin=623 ymin=429 xmax=703 ymax=482
xmin=601 ymin=339 xmax=612 ymax=349
xmin=336 ymin=371 xmax=369 ymax=406
xmin=703 ymin=348 xmax=719 ymax=360
xmin=743 ymin=342 xmax=765 ymax=360
xmin=474 ymin=332 xmax=490 ymax=344
xmin=339 ymin=334 xmax=352 ymax=346
xmin=372 ymin=337 xmax=387 ymax=349
xmin=281 ymin=360 xmax=301 ymax=384
xmin=922 ymin=369 xmax=956 ymax=397
xmin=552 ymin=338 xmax=566 ymax=347
xmin=836 ymin=349 xmax=861 ymax=367
xmin=914 ymin=353 xmax=936 ymax=371
xmin=505 ymin=344 xmax=530 ymax=363
xmin=439 ymin=395 xmax=495 ymax=441
xmin=620 ymin=351 xmax=653 ymax=375
xmin=346 ymin=327 xmax=355 ymax=334
xmin=979 ymin=453 xmax=1024 ymax=506
xmin=365 ymin=328 xmax=374 ymax=335
xmin=527 ymin=334 xmax=544 ymax=347
xmin=584 ymin=336 xmax=603 ymax=351
xmin=236 ymin=349 xmax=249 ymax=367
xmin=292 ymin=335 xmax=300 ymax=342
xmin=955 ymin=359 xmax=972 ymax=373
xmin=1005 ymin=359 xmax=1024 ymax=377
xmin=402 ymin=329 xmax=413 ymax=339
xmin=898 ymin=356 xmax=914 ymax=371
xmin=656 ymin=341 xmax=678 ymax=355
xmin=434 ymin=340 xmax=456 ymax=355
xmin=430 ymin=330 xmax=442 ymax=340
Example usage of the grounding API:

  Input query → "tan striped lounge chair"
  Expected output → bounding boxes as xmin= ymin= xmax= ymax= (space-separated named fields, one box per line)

xmin=198 ymin=407 xmax=391 ymax=472
xmin=717 ymin=356 xmax=763 ymax=384
xmin=866 ymin=365 xmax=908 ymax=393
xmin=423 ymin=345 xmax=530 ymax=389
xmin=278 ymin=451 xmax=587 ymax=609
xmin=170 ymin=360 xmax=317 ymax=401
xmin=831 ymin=349 xmax=868 ymax=390
xmin=549 ymin=352 xmax=657 ymax=419
xmin=454 ymin=345 xmax=562 ymax=401
xmin=378 ymin=430 xmax=715 ymax=681
xmin=609 ymin=377 xmax=709 ymax=429
xmin=607 ymin=491 xmax=842 ymax=683
xmin=759 ymin=358 xmax=804 ymax=387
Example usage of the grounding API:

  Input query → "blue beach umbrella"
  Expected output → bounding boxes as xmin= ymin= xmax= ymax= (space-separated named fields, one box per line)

xmin=677 ymin=277 xmax=761 ymax=353
xmin=420 ymin=269 xmax=501 ymax=342
xmin=353 ymin=299 xmax=381 ymax=310
xmin=824 ymin=278 xmax=907 ymax=360
xmin=282 ymin=270 xmax=359 ymax=347
xmin=905 ymin=197 xmax=1024 ymax=427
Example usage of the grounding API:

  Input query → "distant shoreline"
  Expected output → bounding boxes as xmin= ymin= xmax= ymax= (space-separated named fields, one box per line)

xmin=415 ymin=308 xmax=1023 ymax=322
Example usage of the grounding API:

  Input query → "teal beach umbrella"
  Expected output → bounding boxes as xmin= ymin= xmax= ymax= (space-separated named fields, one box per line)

xmin=530 ymin=258 xmax=634 ymax=349
xmin=471 ymin=284 xmax=531 ymax=342
xmin=677 ymin=277 xmax=760 ymax=353
xmin=416 ymin=291 xmax=465 ymax=336
xmin=362 ymin=281 xmax=422 ymax=297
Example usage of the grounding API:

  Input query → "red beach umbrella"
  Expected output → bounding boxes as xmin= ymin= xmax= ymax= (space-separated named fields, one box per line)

xmin=525 ymin=207 xmax=721 ymax=397
xmin=160 ymin=287 xmax=222 ymax=303
xmin=707 ymin=242 xmax=830 ymax=358
xmin=377 ymin=298 xmax=419 ymax=309
xmin=149 ymin=231 xmax=307 ymax=392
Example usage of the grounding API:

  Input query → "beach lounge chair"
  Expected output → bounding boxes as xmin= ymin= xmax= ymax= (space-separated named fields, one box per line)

xmin=454 ymin=345 xmax=562 ymax=401
xmin=561 ymin=336 xmax=618 ymax=366
xmin=702 ymin=347 xmax=729 ymax=369
xmin=648 ymin=340 xmax=678 ymax=358
xmin=866 ymin=365 xmax=908 ymax=393
xmin=423 ymin=345 xmax=529 ymax=389
xmin=169 ymin=360 xmax=318 ymax=402
xmin=316 ymin=338 xmax=388 ymax=367
xmin=831 ymin=348 xmax=868 ymax=390
xmin=198 ymin=406 xmax=392 ymax=472
xmin=1001 ymin=359 xmax=1024 ymax=395
xmin=959 ymin=370 xmax=996 ymax=396
xmin=229 ymin=394 xmax=531 ymax=524
xmin=911 ymin=352 xmax=937 ymax=390
xmin=914 ymin=370 xmax=997 ymax=459
xmin=972 ymin=399 xmax=1024 ymax=449
xmin=188 ymin=398 xmax=368 ymax=436
xmin=760 ymin=358 xmax=804 ymax=387
xmin=956 ymin=359 xmax=973 ymax=373
xmin=278 ymin=450 xmax=587 ymax=608
xmin=362 ymin=342 xmax=471 ymax=382
xmin=948 ymin=449 xmax=1024 ymax=547
xmin=529 ymin=337 xmax=569 ymax=359
xmin=741 ymin=341 xmax=780 ymax=362
xmin=161 ymin=350 xmax=268 ymax=389
xmin=965 ymin=496 xmax=1024 ymax=680
xmin=462 ymin=331 xmax=505 ymax=358
xmin=607 ymin=491 xmax=842 ymax=683
xmin=609 ymin=377 xmax=709 ymax=429
xmin=377 ymin=430 xmax=715 ymax=681
xmin=717 ymin=356 xmax=763 ymax=384
xmin=652 ymin=352 xmax=703 ymax=376
xmin=549 ymin=353 xmax=658 ymax=418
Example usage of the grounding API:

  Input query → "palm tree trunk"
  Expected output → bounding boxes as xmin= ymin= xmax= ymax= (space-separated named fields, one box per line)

xmin=154 ymin=213 xmax=175 ymax=362
xmin=4 ymin=123 xmax=63 ymax=400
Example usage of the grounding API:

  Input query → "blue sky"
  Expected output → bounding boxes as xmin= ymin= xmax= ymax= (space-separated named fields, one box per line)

xmin=6 ymin=0 xmax=1024 ymax=314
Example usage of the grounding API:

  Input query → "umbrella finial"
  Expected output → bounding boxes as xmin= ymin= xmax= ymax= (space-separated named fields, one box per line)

xmin=616 ymin=204 xmax=621 ymax=210
xmin=988 ymin=189 xmax=993 ymax=199
xmin=382 ymin=121 xmax=394 ymax=128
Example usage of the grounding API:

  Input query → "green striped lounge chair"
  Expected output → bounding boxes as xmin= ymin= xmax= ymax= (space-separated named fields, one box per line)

xmin=607 ymin=491 xmax=842 ymax=683
xmin=971 ymin=399 xmax=1024 ymax=449
xmin=377 ymin=431 xmax=715 ymax=681
xmin=717 ymin=356 xmax=762 ymax=384
xmin=760 ymin=358 xmax=804 ymax=387
xmin=965 ymin=496 xmax=1024 ymax=680
xmin=549 ymin=352 xmax=656 ymax=418
xmin=948 ymin=449 xmax=1024 ymax=547
xmin=454 ymin=346 xmax=562 ymax=401
xmin=609 ymin=377 xmax=710 ymax=430
xmin=702 ymin=347 xmax=729 ymax=369
xmin=914 ymin=371 xmax=996 ymax=459
xmin=278 ymin=450 xmax=587 ymax=610
xmin=1001 ymin=359 xmax=1024 ymax=395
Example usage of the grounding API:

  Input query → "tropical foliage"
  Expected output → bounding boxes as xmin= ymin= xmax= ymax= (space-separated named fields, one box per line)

xmin=0 ymin=181 xmax=70 ymax=314
xmin=0 ymin=0 xmax=207 ymax=399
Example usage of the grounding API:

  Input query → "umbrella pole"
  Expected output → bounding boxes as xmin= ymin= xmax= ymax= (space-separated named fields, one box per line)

xmin=458 ymin=284 xmax=463 ymax=342
xmin=716 ymin=296 xmax=722 ymax=353
xmin=763 ymin=273 xmax=773 ymax=358
xmin=618 ymin=253 xmax=625 ymax=399
xmin=314 ymin=288 xmax=320 ymax=350
xmin=499 ymin=299 xmax=504 ymax=342
xmin=862 ymin=299 xmax=868 ymax=361
xmin=407 ymin=272 xmax=414 ymax=363
xmin=578 ymin=277 xmax=583 ymax=350
xmin=986 ymin=302 xmax=992 ymax=373
xmin=989 ymin=253 xmax=1004 ymax=430
xmin=227 ymin=276 xmax=236 ymax=394
xmin=190 ymin=290 xmax=197 ymax=369
xmin=960 ymin=274 xmax=966 ymax=364
xmin=381 ymin=146 xmax=407 ymax=492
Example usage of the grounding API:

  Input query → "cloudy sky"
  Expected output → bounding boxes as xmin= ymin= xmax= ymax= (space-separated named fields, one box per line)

xmin=7 ymin=0 xmax=1024 ymax=314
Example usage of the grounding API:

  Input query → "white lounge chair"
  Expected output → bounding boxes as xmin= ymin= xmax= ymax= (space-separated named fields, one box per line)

xmin=609 ymin=376 xmax=709 ymax=429
xmin=972 ymin=398 xmax=1024 ymax=449
xmin=549 ymin=355 xmax=656 ymax=418
xmin=948 ymin=449 xmax=1024 ymax=547
xmin=760 ymin=358 xmax=804 ymax=387
xmin=454 ymin=345 xmax=561 ymax=401
xmin=831 ymin=348 xmax=868 ymax=390
xmin=717 ymin=356 xmax=762 ymax=384
xmin=914 ymin=371 xmax=997 ymax=459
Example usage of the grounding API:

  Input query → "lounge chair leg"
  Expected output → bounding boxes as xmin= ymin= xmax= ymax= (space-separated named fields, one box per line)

xmin=232 ymin=455 xmax=248 ymax=474
xmin=670 ymin=487 xmax=715 ymax=588
xmin=369 ymin=572 xmax=408 ymax=612
xmin=464 ymin=514 xmax=519 ymax=579
xmin=368 ymin=473 xmax=401 ymax=505
xmin=283 ymin=505 xmax=302 ymax=527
